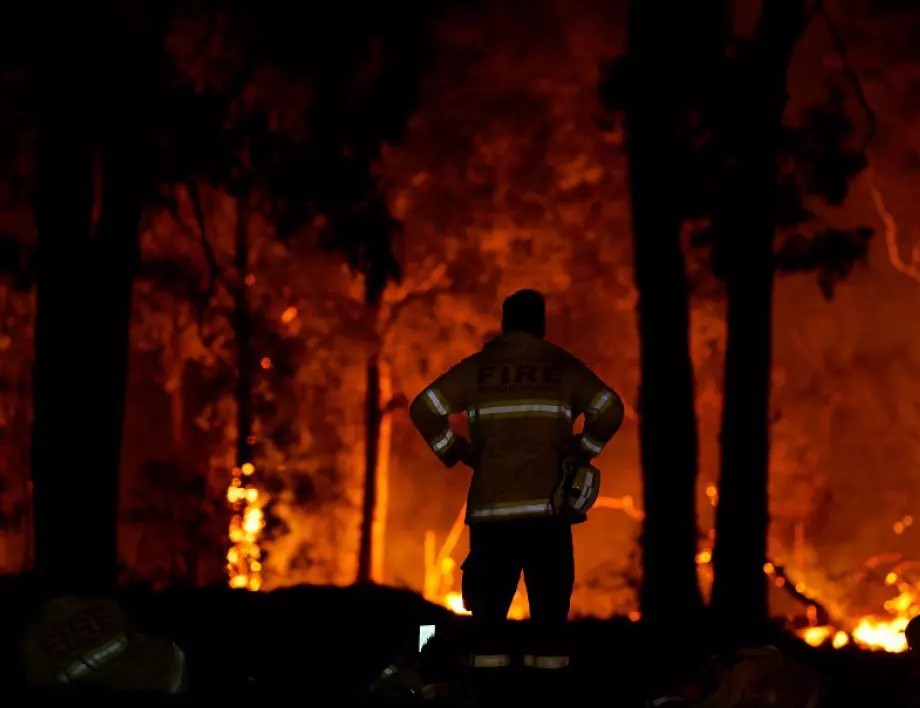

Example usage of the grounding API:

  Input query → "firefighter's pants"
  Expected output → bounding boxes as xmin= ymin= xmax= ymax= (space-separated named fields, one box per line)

xmin=461 ymin=516 xmax=574 ymax=671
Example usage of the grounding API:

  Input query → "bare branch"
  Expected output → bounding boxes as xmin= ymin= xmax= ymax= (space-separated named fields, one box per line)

xmin=185 ymin=179 xmax=224 ymax=297
xmin=157 ymin=184 xmax=224 ymax=324
xmin=379 ymin=284 xmax=457 ymax=335
xmin=867 ymin=163 xmax=920 ymax=284
xmin=815 ymin=0 xmax=877 ymax=154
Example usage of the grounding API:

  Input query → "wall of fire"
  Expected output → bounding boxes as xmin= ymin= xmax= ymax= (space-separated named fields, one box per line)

xmin=0 ymin=0 xmax=919 ymax=626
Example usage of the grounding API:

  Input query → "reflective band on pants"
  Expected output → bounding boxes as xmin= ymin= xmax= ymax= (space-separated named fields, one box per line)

xmin=469 ymin=653 xmax=511 ymax=668
xmin=523 ymin=654 xmax=570 ymax=669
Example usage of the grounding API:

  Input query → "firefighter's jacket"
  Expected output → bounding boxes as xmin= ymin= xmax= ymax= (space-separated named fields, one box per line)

xmin=409 ymin=331 xmax=624 ymax=523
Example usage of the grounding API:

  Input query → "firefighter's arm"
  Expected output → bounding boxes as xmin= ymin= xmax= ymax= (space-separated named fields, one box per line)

xmin=409 ymin=359 xmax=474 ymax=469
xmin=570 ymin=361 xmax=624 ymax=459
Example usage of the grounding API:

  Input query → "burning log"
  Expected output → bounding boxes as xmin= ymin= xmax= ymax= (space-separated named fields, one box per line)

xmin=766 ymin=562 xmax=831 ymax=627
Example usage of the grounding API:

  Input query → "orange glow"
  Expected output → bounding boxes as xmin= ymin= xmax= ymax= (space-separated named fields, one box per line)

xmin=281 ymin=306 xmax=298 ymax=323
xmin=260 ymin=357 xmax=272 ymax=369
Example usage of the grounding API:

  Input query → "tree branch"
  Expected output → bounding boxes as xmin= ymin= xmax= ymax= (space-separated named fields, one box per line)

xmin=184 ymin=179 xmax=223 ymax=297
xmin=379 ymin=283 xmax=457 ymax=336
xmin=815 ymin=0 xmax=877 ymax=154
xmin=160 ymin=183 xmax=223 ymax=323
xmin=867 ymin=164 xmax=920 ymax=284
xmin=772 ymin=563 xmax=833 ymax=623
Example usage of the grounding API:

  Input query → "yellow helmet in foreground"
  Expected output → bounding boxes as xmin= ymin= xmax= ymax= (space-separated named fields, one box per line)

xmin=20 ymin=596 xmax=186 ymax=694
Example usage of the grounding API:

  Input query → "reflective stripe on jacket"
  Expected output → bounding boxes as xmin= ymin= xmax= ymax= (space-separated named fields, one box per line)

xmin=409 ymin=332 xmax=623 ymax=523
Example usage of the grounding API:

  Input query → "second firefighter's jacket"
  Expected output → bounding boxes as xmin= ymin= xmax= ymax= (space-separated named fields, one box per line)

xmin=409 ymin=332 xmax=623 ymax=524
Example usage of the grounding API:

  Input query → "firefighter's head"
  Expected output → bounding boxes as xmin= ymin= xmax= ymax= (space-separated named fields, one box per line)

xmin=501 ymin=289 xmax=546 ymax=339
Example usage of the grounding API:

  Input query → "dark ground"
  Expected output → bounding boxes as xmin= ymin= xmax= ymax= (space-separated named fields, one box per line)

xmin=0 ymin=575 xmax=910 ymax=706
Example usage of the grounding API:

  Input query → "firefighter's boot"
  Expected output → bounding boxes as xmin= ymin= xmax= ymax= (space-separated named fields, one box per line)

xmin=520 ymin=654 xmax=570 ymax=706
xmin=468 ymin=654 xmax=514 ymax=707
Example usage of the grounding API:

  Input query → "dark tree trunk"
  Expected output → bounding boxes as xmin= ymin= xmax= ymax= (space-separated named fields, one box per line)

xmin=624 ymin=1 xmax=704 ymax=627
xmin=32 ymin=60 xmax=98 ymax=595
xmin=709 ymin=0 xmax=810 ymax=639
xmin=357 ymin=350 xmax=382 ymax=584
xmin=32 ymin=2 xmax=156 ymax=595
xmin=234 ymin=186 xmax=254 ymax=470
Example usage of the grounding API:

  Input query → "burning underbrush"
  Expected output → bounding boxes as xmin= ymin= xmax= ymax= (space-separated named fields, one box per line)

xmin=404 ymin=480 xmax=920 ymax=654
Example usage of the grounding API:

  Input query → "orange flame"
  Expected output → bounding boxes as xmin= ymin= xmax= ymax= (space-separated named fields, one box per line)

xmin=226 ymin=462 xmax=265 ymax=591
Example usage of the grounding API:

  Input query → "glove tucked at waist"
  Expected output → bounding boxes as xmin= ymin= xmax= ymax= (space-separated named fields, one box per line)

xmin=551 ymin=450 xmax=601 ymax=522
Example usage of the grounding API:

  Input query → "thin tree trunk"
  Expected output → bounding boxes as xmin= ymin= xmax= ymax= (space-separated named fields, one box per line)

xmin=372 ymin=360 xmax=393 ymax=583
xmin=709 ymin=0 xmax=809 ymax=638
xmin=624 ymin=0 xmax=704 ymax=627
xmin=234 ymin=187 xmax=254 ymax=471
xmin=91 ymin=108 xmax=151 ymax=595
xmin=357 ymin=350 xmax=381 ymax=584
xmin=168 ymin=318 xmax=185 ymax=448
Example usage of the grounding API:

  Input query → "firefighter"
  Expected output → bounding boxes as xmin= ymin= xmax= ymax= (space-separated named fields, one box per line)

xmin=409 ymin=289 xmax=624 ymax=697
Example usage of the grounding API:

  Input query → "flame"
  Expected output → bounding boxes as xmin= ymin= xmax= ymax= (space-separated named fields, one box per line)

xmin=698 ymin=482 xmax=918 ymax=653
xmin=439 ymin=590 xmax=529 ymax=620
xmin=794 ymin=580 xmax=919 ymax=652
xmin=444 ymin=592 xmax=469 ymax=615
xmin=226 ymin=462 xmax=265 ymax=591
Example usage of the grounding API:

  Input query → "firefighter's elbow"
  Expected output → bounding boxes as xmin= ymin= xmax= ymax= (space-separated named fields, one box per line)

xmin=608 ymin=393 xmax=625 ymax=434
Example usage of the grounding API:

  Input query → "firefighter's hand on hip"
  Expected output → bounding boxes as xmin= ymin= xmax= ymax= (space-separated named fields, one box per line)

xmin=457 ymin=439 xmax=480 ymax=470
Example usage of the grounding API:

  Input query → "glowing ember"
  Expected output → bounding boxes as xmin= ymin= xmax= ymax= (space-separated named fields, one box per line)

xmin=226 ymin=463 xmax=266 ymax=591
